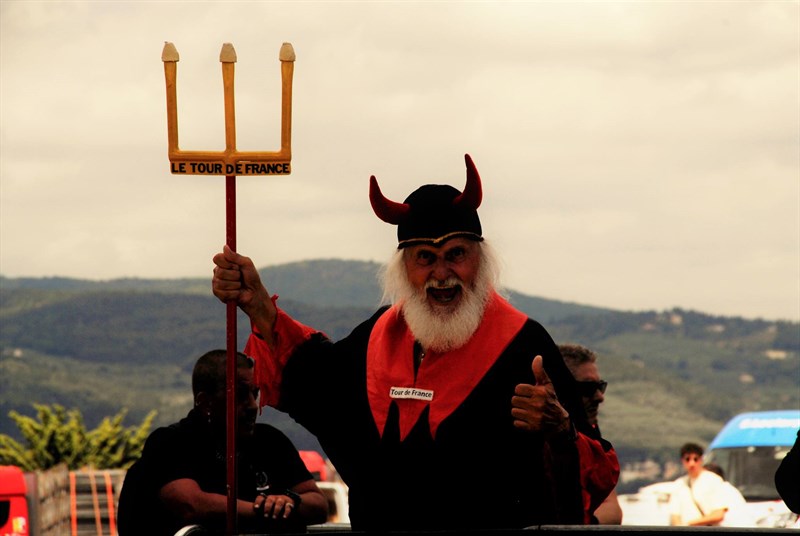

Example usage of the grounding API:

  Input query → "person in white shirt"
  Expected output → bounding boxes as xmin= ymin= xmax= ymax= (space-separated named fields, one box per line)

xmin=703 ymin=463 xmax=753 ymax=527
xmin=669 ymin=443 xmax=730 ymax=526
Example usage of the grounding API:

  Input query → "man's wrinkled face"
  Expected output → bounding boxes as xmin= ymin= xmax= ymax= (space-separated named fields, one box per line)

xmin=572 ymin=362 xmax=604 ymax=426
xmin=402 ymin=238 xmax=481 ymax=312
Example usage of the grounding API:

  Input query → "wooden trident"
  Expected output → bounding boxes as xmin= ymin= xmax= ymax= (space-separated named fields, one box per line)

xmin=161 ymin=41 xmax=295 ymax=535
xmin=161 ymin=41 xmax=295 ymax=174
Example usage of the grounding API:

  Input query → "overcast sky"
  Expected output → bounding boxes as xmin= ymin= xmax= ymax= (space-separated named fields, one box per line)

xmin=1 ymin=1 xmax=798 ymax=322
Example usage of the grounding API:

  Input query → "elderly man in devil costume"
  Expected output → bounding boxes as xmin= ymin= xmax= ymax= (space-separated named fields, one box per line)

xmin=212 ymin=154 xmax=619 ymax=531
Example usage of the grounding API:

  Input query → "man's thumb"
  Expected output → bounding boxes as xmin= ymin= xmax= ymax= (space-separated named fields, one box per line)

xmin=223 ymin=244 xmax=242 ymax=263
xmin=532 ymin=355 xmax=552 ymax=386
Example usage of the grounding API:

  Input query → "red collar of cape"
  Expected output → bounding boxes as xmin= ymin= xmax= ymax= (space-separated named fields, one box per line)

xmin=367 ymin=291 xmax=527 ymax=441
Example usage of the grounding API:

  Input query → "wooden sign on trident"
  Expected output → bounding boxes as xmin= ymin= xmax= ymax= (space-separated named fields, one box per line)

xmin=161 ymin=41 xmax=295 ymax=535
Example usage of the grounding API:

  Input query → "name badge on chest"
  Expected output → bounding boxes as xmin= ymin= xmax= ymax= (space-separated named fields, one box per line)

xmin=389 ymin=386 xmax=434 ymax=401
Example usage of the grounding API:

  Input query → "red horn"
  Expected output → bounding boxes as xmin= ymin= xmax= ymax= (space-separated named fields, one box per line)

xmin=453 ymin=154 xmax=482 ymax=209
xmin=369 ymin=175 xmax=411 ymax=224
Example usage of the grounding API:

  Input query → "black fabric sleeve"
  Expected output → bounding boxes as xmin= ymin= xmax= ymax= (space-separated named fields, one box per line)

xmin=775 ymin=430 xmax=800 ymax=514
xmin=278 ymin=307 xmax=387 ymax=438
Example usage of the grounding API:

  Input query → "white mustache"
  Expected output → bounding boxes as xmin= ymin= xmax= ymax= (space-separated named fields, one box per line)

xmin=425 ymin=277 xmax=462 ymax=290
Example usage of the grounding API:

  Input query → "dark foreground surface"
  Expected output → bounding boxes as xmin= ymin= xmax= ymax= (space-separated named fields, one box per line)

xmin=174 ymin=523 xmax=799 ymax=535
xmin=309 ymin=527 xmax=797 ymax=535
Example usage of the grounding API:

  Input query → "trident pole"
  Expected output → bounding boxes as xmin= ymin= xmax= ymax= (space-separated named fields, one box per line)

xmin=162 ymin=41 xmax=295 ymax=535
xmin=220 ymin=46 xmax=239 ymax=536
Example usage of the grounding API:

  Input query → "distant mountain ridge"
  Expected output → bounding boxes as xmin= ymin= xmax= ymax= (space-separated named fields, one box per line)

xmin=0 ymin=258 xmax=613 ymax=323
xmin=1 ymin=259 xmax=798 ymax=473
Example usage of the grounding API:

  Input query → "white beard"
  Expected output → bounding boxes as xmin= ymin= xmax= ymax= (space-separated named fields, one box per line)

xmin=380 ymin=240 xmax=503 ymax=352
xmin=396 ymin=274 xmax=493 ymax=353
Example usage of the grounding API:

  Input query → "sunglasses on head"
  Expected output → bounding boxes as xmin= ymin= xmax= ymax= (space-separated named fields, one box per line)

xmin=576 ymin=380 xmax=608 ymax=397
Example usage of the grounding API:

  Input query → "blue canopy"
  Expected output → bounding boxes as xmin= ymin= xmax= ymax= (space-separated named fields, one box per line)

xmin=709 ymin=410 xmax=800 ymax=449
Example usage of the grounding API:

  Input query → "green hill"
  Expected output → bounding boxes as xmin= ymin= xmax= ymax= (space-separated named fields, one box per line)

xmin=1 ymin=259 xmax=798 ymax=471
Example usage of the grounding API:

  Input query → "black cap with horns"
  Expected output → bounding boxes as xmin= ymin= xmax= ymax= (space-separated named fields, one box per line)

xmin=369 ymin=154 xmax=484 ymax=249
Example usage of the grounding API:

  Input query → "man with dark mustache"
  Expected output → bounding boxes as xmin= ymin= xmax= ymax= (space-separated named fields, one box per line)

xmin=559 ymin=343 xmax=623 ymax=524
xmin=212 ymin=154 xmax=619 ymax=531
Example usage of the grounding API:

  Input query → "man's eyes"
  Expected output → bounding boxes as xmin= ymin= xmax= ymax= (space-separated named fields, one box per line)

xmin=445 ymin=247 xmax=466 ymax=262
xmin=415 ymin=247 xmax=467 ymax=265
xmin=416 ymin=251 xmax=436 ymax=265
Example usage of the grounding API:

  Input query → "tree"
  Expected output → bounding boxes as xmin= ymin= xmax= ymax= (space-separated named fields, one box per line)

xmin=0 ymin=403 xmax=156 ymax=471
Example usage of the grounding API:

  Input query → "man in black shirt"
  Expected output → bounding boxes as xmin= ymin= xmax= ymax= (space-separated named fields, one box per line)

xmin=117 ymin=349 xmax=327 ymax=535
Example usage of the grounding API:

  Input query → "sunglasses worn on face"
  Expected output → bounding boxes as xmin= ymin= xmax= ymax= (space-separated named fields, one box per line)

xmin=576 ymin=380 xmax=608 ymax=397
xmin=682 ymin=455 xmax=702 ymax=462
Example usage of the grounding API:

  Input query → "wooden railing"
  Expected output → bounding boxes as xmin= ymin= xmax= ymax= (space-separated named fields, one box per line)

xmin=23 ymin=463 xmax=70 ymax=536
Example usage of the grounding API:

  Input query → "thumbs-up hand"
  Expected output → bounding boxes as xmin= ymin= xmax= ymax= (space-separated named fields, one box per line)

xmin=511 ymin=355 xmax=571 ymax=438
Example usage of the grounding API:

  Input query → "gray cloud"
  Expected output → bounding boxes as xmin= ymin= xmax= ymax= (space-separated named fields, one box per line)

xmin=1 ymin=1 xmax=797 ymax=321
